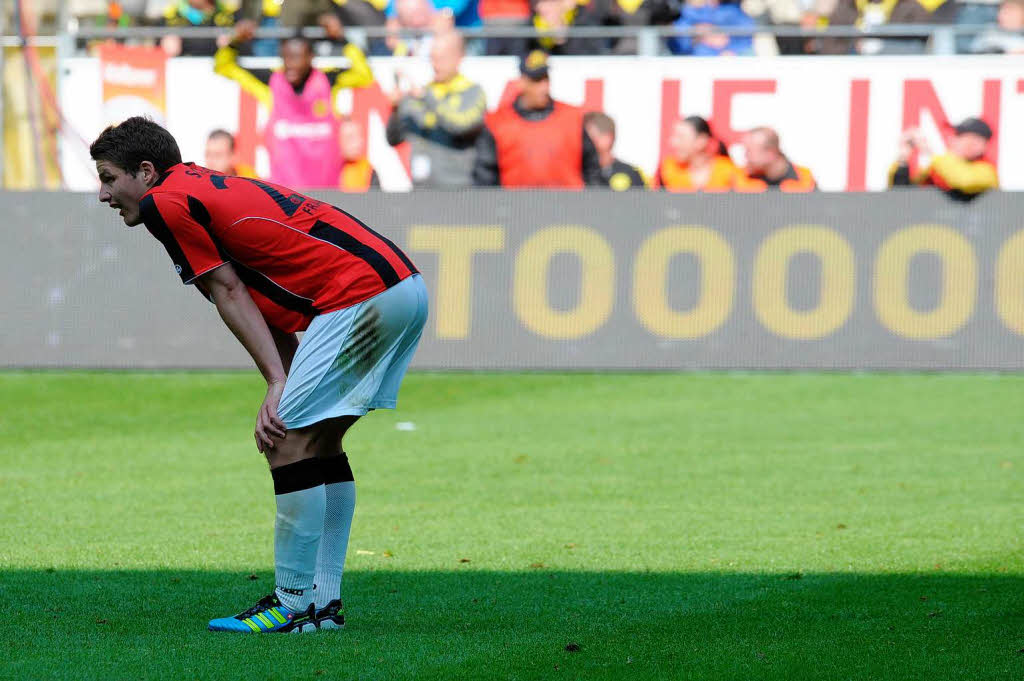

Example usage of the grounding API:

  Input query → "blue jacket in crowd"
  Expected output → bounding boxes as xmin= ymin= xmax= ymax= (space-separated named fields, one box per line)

xmin=669 ymin=3 xmax=755 ymax=56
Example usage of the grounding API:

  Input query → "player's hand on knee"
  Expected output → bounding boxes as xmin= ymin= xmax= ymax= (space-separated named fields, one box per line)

xmin=255 ymin=380 xmax=288 ymax=452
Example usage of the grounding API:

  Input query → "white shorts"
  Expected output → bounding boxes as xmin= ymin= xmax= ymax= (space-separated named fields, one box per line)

xmin=277 ymin=274 xmax=428 ymax=429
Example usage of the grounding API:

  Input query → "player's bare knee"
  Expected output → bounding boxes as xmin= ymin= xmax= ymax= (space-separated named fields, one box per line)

xmin=266 ymin=428 xmax=319 ymax=469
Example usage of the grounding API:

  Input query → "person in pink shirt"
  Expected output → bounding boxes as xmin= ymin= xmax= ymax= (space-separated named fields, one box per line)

xmin=214 ymin=15 xmax=374 ymax=189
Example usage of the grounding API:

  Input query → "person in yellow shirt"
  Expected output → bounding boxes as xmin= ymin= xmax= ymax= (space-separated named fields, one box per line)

xmin=160 ymin=0 xmax=241 ymax=57
xmin=386 ymin=30 xmax=487 ymax=187
xmin=889 ymin=117 xmax=998 ymax=201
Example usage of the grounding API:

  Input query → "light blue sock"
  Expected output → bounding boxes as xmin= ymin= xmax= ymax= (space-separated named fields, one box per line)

xmin=270 ymin=459 xmax=326 ymax=613
xmin=314 ymin=481 xmax=356 ymax=609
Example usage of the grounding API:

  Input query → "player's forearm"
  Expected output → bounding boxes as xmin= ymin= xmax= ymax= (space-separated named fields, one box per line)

xmin=211 ymin=282 xmax=287 ymax=385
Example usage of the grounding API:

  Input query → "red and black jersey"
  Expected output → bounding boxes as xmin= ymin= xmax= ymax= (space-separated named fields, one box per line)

xmin=139 ymin=162 xmax=417 ymax=332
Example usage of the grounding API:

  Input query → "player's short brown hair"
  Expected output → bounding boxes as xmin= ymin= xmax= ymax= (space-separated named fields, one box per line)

xmin=90 ymin=116 xmax=182 ymax=175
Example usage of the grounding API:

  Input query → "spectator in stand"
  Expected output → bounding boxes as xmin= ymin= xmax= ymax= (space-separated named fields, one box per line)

xmin=736 ymin=127 xmax=816 ymax=192
xmin=328 ymin=0 xmax=389 ymax=35
xmin=668 ymin=0 xmax=756 ymax=56
xmin=249 ymin=0 xmax=285 ymax=58
xmin=396 ymin=0 xmax=482 ymax=26
xmin=473 ymin=50 xmax=602 ymax=188
xmin=969 ymin=0 xmax=1024 ymax=53
xmin=386 ymin=31 xmax=488 ymax=188
xmin=385 ymin=0 xmax=482 ymax=54
xmin=104 ymin=1 xmax=136 ymax=28
xmin=204 ymin=129 xmax=257 ymax=177
xmin=489 ymin=0 xmax=610 ymax=56
xmin=325 ymin=0 xmax=389 ymax=56
xmin=339 ymin=119 xmax=381 ymax=191
xmin=889 ymin=118 xmax=998 ymax=201
xmin=159 ymin=0 xmax=242 ymax=57
xmin=480 ymin=0 xmax=532 ymax=54
xmin=583 ymin=112 xmax=648 ymax=190
xmin=956 ymin=0 xmax=1001 ymax=52
xmin=820 ymin=0 xmax=956 ymax=55
xmin=656 ymin=116 xmax=739 ymax=192
xmin=385 ymin=0 xmax=455 ymax=55
xmin=606 ymin=0 xmax=685 ymax=54
xmin=213 ymin=17 xmax=374 ymax=189
xmin=741 ymin=0 xmax=835 ymax=54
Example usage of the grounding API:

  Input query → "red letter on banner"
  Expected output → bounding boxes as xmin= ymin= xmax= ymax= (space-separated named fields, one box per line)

xmin=351 ymin=81 xmax=411 ymax=173
xmin=658 ymin=79 xmax=681 ymax=176
xmin=846 ymin=80 xmax=870 ymax=191
xmin=235 ymin=92 xmax=261 ymax=172
xmin=582 ymin=79 xmax=604 ymax=113
xmin=981 ymin=80 xmax=1001 ymax=166
xmin=710 ymin=80 xmax=776 ymax=148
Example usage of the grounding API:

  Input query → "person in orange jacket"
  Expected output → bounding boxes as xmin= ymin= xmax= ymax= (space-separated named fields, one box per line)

xmin=656 ymin=116 xmax=739 ymax=192
xmin=736 ymin=127 xmax=816 ymax=192
xmin=472 ymin=51 xmax=602 ymax=188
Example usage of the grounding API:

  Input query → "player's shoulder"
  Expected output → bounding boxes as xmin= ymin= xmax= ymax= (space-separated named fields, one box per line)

xmin=152 ymin=163 xmax=224 ymax=194
xmin=143 ymin=164 xmax=224 ymax=214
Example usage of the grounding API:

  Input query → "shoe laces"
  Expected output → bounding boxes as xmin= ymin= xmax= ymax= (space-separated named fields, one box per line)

xmin=236 ymin=593 xmax=279 ymax=620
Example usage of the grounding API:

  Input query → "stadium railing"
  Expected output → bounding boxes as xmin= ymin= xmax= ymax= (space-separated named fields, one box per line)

xmin=2 ymin=22 xmax=1002 ymax=56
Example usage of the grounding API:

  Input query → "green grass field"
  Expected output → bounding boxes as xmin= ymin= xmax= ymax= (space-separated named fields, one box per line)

xmin=1 ymin=372 xmax=1022 ymax=680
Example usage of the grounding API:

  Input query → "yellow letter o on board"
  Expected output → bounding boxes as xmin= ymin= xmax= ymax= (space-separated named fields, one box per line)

xmin=995 ymin=230 xmax=1024 ymax=335
xmin=633 ymin=226 xmax=735 ymax=338
xmin=513 ymin=225 xmax=615 ymax=339
xmin=752 ymin=226 xmax=855 ymax=339
xmin=874 ymin=225 xmax=976 ymax=339
xmin=407 ymin=225 xmax=505 ymax=339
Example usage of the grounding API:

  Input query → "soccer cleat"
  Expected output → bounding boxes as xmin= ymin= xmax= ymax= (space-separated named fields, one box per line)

xmin=313 ymin=599 xmax=346 ymax=631
xmin=287 ymin=599 xmax=346 ymax=633
xmin=208 ymin=592 xmax=315 ymax=633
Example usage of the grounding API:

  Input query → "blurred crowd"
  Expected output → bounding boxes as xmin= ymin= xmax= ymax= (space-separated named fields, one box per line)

xmin=19 ymin=0 xmax=1024 ymax=56
xmin=203 ymin=27 xmax=998 ymax=198
xmin=8 ymin=1 xmax=1009 ymax=198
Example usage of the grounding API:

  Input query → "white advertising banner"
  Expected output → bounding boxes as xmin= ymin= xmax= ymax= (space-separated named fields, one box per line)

xmin=58 ymin=55 xmax=1024 ymax=193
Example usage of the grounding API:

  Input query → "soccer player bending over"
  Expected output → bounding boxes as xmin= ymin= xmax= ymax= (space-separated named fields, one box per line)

xmin=91 ymin=117 xmax=427 ymax=633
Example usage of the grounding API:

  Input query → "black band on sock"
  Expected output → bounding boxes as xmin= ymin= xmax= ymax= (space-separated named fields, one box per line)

xmin=321 ymin=452 xmax=354 ymax=484
xmin=271 ymin=458 xmax=325 ymax=495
